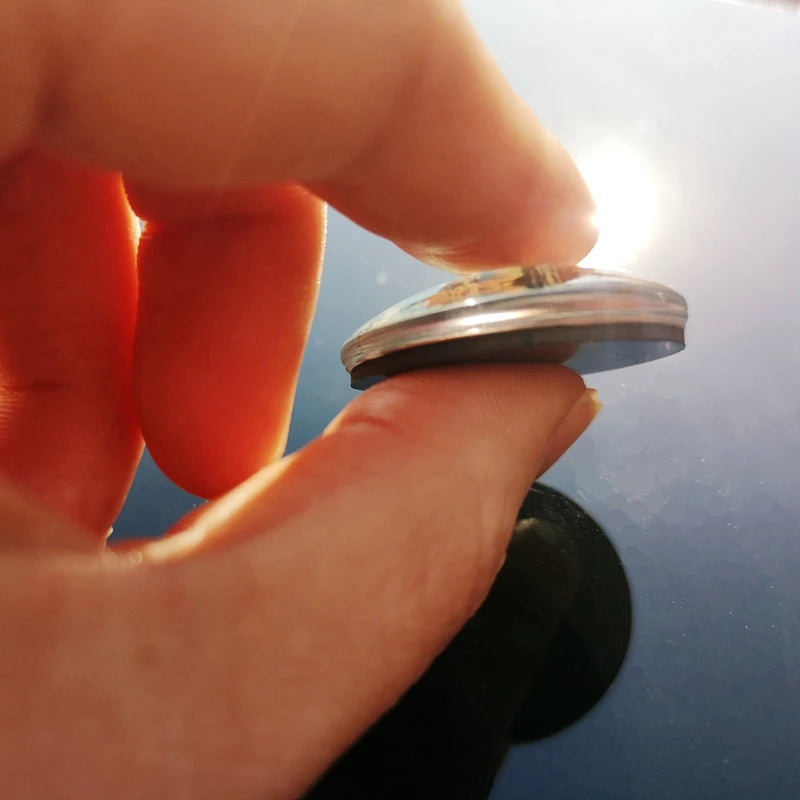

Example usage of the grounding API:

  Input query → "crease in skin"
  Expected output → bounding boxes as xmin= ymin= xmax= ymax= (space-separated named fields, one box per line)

xmin=309 ymin=3 xmax=441 ymax=191
xmin=214 ymin=0 xmax=313 ymax=186
xmin=30 ymin=0 xmax=440 ymax=187
xmin=0 ymin=477 xmax=100 ymax=553
xmin=139 ymin=454 xmax=301 ymax=563
xmin=0 ymin=380 xmax=72 ymax=394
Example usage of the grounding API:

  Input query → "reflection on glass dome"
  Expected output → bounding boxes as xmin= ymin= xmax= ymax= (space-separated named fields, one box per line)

xmin=342 ymin=265 xmax=688 ymax=389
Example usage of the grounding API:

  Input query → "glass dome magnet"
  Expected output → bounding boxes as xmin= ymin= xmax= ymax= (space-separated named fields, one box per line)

xmin=341 ymin=265 xmax=688 ymax=390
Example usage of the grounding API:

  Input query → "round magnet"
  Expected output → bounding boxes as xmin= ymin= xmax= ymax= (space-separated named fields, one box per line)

xmin=341 ymin=265 xmax=688 ymax=390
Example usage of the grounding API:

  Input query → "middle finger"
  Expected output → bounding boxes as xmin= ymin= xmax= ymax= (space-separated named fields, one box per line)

xmin=128 ymin=184 xmax=325 ymax=498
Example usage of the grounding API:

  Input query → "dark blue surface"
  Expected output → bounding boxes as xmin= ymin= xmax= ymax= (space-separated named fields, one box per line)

xmin=115 ymin=1 xmax=800 ymax=796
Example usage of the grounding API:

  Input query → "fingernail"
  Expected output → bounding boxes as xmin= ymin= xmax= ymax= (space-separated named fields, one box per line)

xmin=537 ymin=389 xmax=601 ymax=477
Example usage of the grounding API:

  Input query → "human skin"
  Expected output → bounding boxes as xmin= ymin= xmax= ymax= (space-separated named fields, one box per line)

xmin=0 ymin=0 xmax=598 ymax=797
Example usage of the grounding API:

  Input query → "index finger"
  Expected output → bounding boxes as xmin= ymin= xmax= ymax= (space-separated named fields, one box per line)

xmin=2 ymin=0 xmax=598 ymax=508
xmin=12 ymin=0 xmax=596 ymax=265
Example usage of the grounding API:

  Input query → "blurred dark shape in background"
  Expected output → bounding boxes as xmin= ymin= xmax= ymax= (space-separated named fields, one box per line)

xmin=305 ymin=484 xmax=632 ymax=800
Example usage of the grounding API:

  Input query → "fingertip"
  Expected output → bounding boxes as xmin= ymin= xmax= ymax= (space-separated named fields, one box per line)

xmin=537 ymin=387 xmax=601 ymax=477
xmin=314 ymin=40 xmax=598 ymax=272
xmin=401 ymin=131 xmax=599 ymax=270
xmin=132 ymin=186 xmax=325 ymax=499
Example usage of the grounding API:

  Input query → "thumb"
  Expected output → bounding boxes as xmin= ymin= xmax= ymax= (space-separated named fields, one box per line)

xmin=0 ymin=367 xmax=598 ymax=800
xmin=139 ymin=366 xmax=598 ymax=797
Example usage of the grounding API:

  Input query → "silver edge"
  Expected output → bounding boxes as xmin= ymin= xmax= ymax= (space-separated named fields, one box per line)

xmin=341 ymin=288 xmax=687 ymax=371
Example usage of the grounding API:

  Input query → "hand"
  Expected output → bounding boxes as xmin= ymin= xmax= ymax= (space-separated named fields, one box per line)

xmin=0 ymin=0 xmax=598 ymax=797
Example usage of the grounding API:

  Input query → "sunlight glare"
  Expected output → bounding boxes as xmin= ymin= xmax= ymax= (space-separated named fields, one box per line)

xmin=576 ymin=142 xmax=658 ymax=270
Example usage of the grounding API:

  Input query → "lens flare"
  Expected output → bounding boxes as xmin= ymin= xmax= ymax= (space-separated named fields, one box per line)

xmin=576 ymin=141 xmax=658 ymax=270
